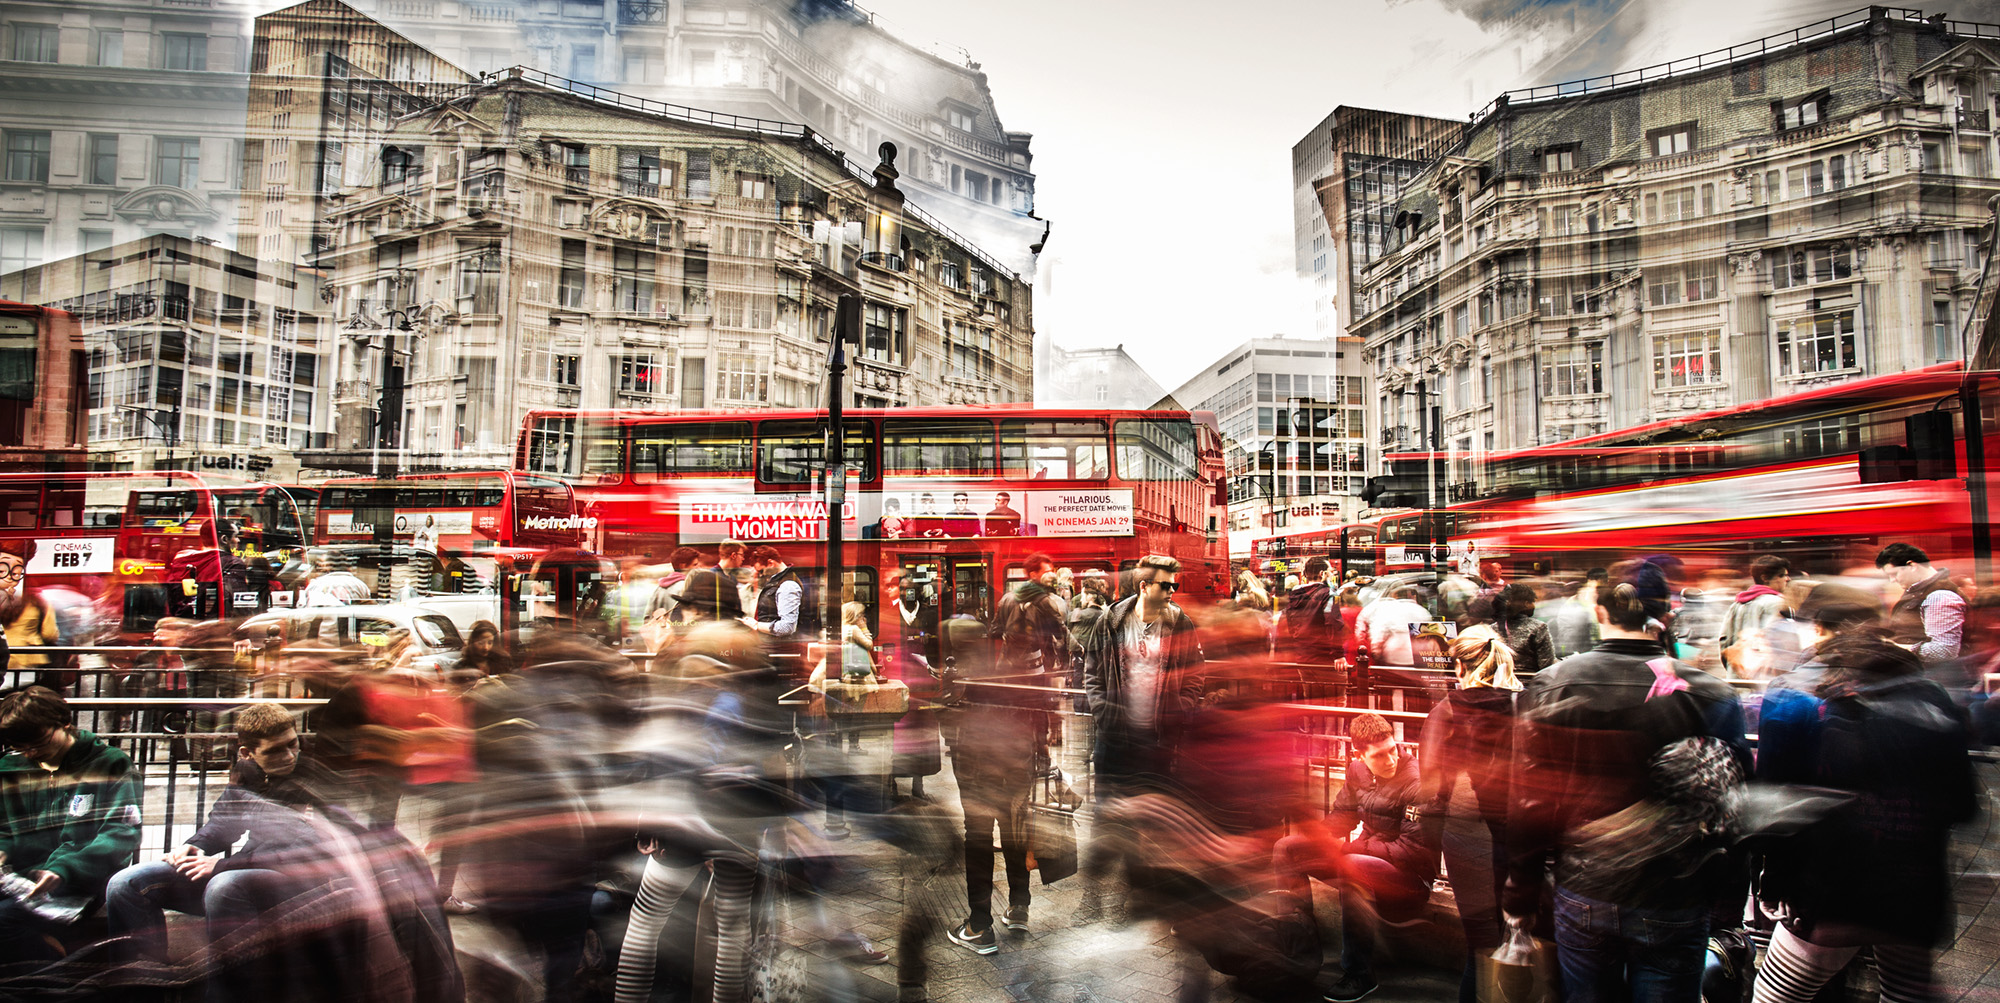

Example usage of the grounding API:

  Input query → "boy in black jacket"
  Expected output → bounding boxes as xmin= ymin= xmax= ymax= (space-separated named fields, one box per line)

xmin=105 ymin=703 xmax=361 ymax=961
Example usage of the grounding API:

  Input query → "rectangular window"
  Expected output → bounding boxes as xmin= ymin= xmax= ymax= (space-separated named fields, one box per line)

xmin=1770 ymin=245 xmax=1853 ymax=290
xmin=570 ymin=44 xmax=597 ymax=81
xmin=1924 ymin=143 xmax=1944 ymax=173
xmin=558 ymin=239 xmax=586 ymax=308
xmin=4 ymin=131 xmax=49 ymax=182
xmin=457 ymin=247 xmax=500 ymax=313
xmin=1829 ymin=155 xmax=1846 ymax=191
xmin=620 ymin=149 xmax=666 ymax=196
xmin=737 ymin=174 xmax=769 ymax=199
xmin=1659 ymin=186 xmax=1697 ymax=221
xmin=1542 ymin=147 xmax=1575 ymax=172
xmin=1551 ymin=205 xmax=1575 ymax=235
xmin=1652 ymin=331 xmax=1723 ymax=388
xmin=88 ymin=134 xmax=118 ymax=186
xmin=155 ymin=137 xmax=199 ymax=188
xmin=12 ymin=23 xmax=57 ymax=63
xmin=1683 ymin=259 xmax=1719 ymax=301
xmin=1964 ymin=143 xmax=1990 ymax=177
xmin=96 ymin=30 xmax=120 ymax=67
xmin=1777 ymin=96 xmax=1822 ymax=130
xmin=162 ymin=33 xmax=206 ymax=71
xmin=617 ymin=353 xmax=663 ymax=396
xmin=623 ymin=48 xmax=663 ymax=83
xmin=883 ymin=418 xmax=997 ymax=475
xmin=1114 ymin=418 xmax=1200 ymax=482
xmin=686 ymin=149 xmax=711 ymax=199
xmin=0 ymin=228 xmax=41 ymax=274
xmin=757 ymin=419 xmax=873 ymax=483
xmin=1000 ymin=418 xmax=1109 ymax=481
xmin=1933 ymin=300 xmax=1960 ymax=361
xmin=1648 ymin=124 xmax=1694 ymax=157
xmin=713 ymin=351 xmax=767 ymax=403
xmin=862 ymin=303 xmax=906 ymax=366
xmin=1542 ymin=342 xmax=1604 ymax=397
xmin=629 ymin=420 xmax=751 ymax=481
xmin=613 ymin=247 xmax=654 ymax=312
xmin=1647 ymin=268 xmax=1682 ymax=307
xmin=1777 ymin=310 xmax=1859 ymax=376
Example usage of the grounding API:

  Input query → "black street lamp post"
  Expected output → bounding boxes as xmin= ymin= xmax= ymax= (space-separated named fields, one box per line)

xmin=119 ymin=401 xmax=182 ymax=471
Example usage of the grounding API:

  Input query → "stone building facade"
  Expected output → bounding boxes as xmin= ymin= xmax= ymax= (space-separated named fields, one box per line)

xmin=340 ymin=0 xmax=1044 ymax=275
xmin=20 ymin=234 xmax=330 ymax=478
xmin=1331 ymin=9 xmax=2000 ymax=496
xmin=302 ymin=66 xmax=1031 ymax=473
xmin=0 ymin=0 xmax=259 ymax=284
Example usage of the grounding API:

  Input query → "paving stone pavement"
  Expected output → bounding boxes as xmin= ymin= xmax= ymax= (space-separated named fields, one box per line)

xmin=441 ymin=727 xmax=2000 ymax=1003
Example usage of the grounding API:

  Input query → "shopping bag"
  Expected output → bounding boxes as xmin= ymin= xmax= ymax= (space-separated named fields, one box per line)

xmin=1479 ymin=915 xmax=1560 ymax=1003
xmin=1025 ymin=767 xmax=1081 ymax=885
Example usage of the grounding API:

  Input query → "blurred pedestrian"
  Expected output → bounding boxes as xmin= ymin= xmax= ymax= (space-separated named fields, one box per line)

xmin=1752 ymin=586 xmax=1978 ymax=1003
xmin=1420 ymin=624 xmax=1522 ymax=1003
xmin=1877 ymin=542 xmax=1968 ymax=667
xmin=1721 ymin=555 xmax=1791 ymax=676
xmin=1497 ymin=581 xmax=1555 ymax=675
xmin=1077 ymin=554 xmax=1203 ymax=924
xmin=1550 ymin=568 xmax=1606 ymax=659
xmin=1356 ymin=584 xmax=1429 ymax=667
xmin=1278 ymin=557 xmax=1345 ymax=670
xmin=1507 ymin=560 xmax=1751 ymax=1003
xmin=943 ymin=555 xmax=1062 ymax=954
xmin=1274 ymin=712 xmax=1434 ymax=1003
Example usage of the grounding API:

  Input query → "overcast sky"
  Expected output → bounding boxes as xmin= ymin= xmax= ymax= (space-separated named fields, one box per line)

xmin=854 ymin=0 xmax=2000 ymax=391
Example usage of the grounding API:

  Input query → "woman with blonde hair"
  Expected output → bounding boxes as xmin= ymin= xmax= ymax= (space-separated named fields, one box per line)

xmin=1420 ymin=624 xmax=1522 ymax=1003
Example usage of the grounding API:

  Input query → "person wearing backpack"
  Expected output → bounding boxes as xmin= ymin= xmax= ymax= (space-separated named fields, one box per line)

xmin=1506 ymin=560 xmax=1751 ymax=1003
xmin=1752 ymin=585 xmax=1978 ymax=1003
xmin=1278 ymin=557 xmax=1345 ymax=669
xmin=944 ymin=554 xmax=1064 ymax=955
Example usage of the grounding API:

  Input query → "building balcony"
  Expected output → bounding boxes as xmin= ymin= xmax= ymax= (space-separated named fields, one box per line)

xmin=620 ymin=0 xmax=666 ymax=23
xmin=1963 ymin=108 xmax=1992 ymax=131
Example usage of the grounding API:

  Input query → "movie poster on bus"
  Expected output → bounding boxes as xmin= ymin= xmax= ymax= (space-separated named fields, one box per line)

xmin=873 ymin=484 xmax=1030 ymax=539
xmin=1023 ymin=490 xmax=1135 ymax=538
xmin=680 ymin=493 xmax=862 ymax=543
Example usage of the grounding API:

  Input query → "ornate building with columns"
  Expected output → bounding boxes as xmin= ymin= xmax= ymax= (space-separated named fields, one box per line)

xmin=1332 ymin=8 xmax=2000 ymax=497
xmin=300 ymin=62 xmax=1031 ymax=473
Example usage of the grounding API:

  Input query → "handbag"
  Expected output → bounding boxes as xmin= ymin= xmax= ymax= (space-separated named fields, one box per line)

xmin=1024 ymin=765 xmax=1080 ymax=885
xmin=1479 ymin=917 xmax=1560 ymax=1003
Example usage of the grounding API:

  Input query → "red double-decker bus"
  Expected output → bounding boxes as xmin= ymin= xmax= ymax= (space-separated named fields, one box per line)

xmin=315 ymin=470 xmax=584 ymax=552
xmin=1471 ymin=364 xmax=1997 ymax=578
xmin=0 ymin=471 xmax=312 ymax=632
xmin=517 ymin=406 xmax=1231 ymax=625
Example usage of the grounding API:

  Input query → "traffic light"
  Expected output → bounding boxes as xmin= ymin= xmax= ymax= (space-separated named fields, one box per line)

xmin=1362 ymin=472 xmax=1425 ymax=508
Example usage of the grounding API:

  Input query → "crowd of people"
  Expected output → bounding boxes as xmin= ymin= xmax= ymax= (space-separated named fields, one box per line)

xmin=0 ymin=535 xmax=1989 ymax=1003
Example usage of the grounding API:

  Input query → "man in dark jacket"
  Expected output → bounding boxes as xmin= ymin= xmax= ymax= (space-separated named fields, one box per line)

xmin=1081 ymin=554 xmax=1204 ymax=792
xmin=0 ymin=686 xmax=142 ymax=961
xmin=105 ymin=703 xmax=347 ymax=961
xmin=944 ymin=554 xmax=1062 ymax=955
xmin=1077 ymin=555 xmax=1204 ymax=925
xmin=1877 ymin=542 xmax=1967 ymax=667
xmin=1507 ymin=562 xmax=1750 ymax=1003
xmin=1279 ymin=556 xmax=1345 ymax=669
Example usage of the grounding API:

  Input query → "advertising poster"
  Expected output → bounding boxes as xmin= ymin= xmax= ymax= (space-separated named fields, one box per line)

xmin=873 ymin=483 xmax=1133 ymax=539
xmin=1409 ymin=621 xmax=1458 ymax=670
xmin=681 ymin=493 xmax=862 ymax=543
xmin=26 ymin=537 xmax=116 ymax=575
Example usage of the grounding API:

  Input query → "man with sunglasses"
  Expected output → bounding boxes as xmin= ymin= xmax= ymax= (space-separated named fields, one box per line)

xmin=1076 ymin=555 xmax=1204 ymax=923
xmin=0 ymin=686 xmax=142 ymax=961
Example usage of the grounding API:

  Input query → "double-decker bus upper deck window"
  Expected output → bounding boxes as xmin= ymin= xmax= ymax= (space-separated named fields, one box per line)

xmin=0 ymin=483 xmax=37 ymax=528
xmin=758 ymin=420 xmax=875 ymax=484
xmin=1001 ymin=419 xmax=1109 ymax=481
xmin=581 ymin=419 xmax=624 ymax=478
xmin=1113 ymin=418 xmax=1200 ymax=481
xmin=526 ymin=416 xmax=578 ymax=476
xmin=134 ymin=490 xmax=198 ymax=524
xmin=631 ymin=421 xmax=752 ymax=482
xmin=883 ymin=418 xmax=996 ymax=475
